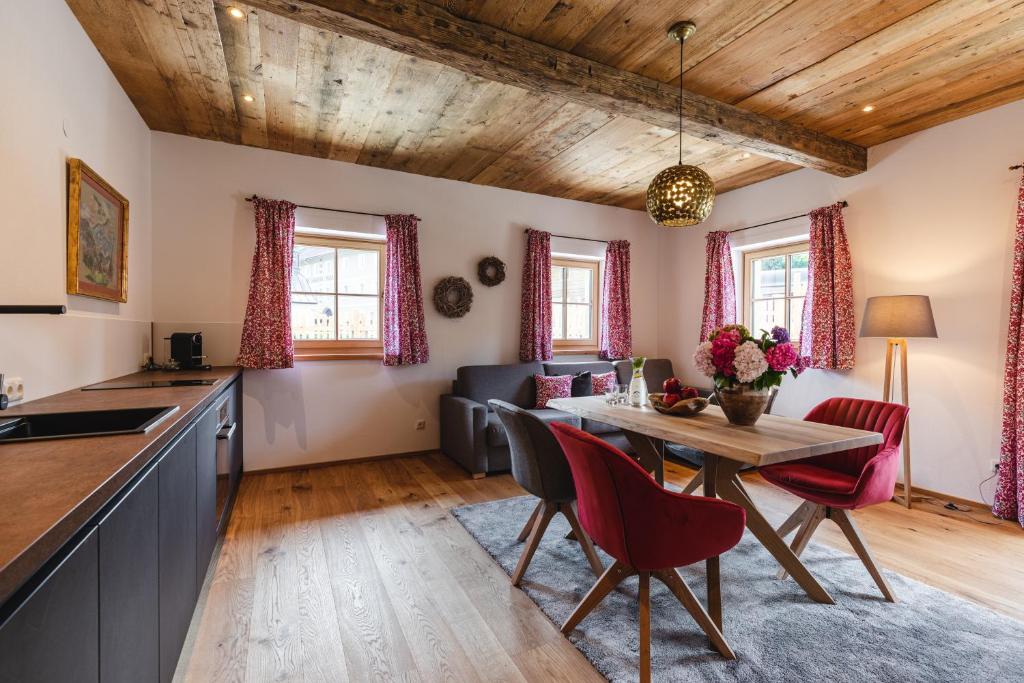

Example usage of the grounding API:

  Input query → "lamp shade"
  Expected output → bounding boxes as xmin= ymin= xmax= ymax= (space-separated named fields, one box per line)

xmin=859 ymin=295 xmax=937 ymax=338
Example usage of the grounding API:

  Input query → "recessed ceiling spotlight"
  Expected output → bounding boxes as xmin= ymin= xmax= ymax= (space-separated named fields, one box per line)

xmin=242 ymin=94 xmax=254 ymax=102
xmin=862 ymin=104 xmax=876 ymax=113
xmin=228 ymin=6 xmax=245 ymax=19
xmin=739 ymin=152 xmax=751 ymax=160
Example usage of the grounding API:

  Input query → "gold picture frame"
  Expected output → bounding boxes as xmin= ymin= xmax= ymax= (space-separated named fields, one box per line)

xmin=67 ymin=158 xmax=129 ymax=303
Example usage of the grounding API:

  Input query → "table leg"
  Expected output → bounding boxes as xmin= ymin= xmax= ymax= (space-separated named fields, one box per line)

xmin=622 ymin=430 xmax=665 ymax=485
xmin=714 ymin=459 xmax=835 ymax=605
xmin=703 ymin=454 xmax=722 ymax=632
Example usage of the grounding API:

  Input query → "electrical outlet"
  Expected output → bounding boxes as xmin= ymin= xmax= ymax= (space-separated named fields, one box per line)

xmin=3 ymin=376 xmax=24 ymax=402
xmin=415 ymin=419 xmax=426 ymax=431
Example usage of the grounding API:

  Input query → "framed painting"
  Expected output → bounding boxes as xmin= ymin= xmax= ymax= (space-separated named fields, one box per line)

xmin=67 ymin=158 xmax=129 ymax=303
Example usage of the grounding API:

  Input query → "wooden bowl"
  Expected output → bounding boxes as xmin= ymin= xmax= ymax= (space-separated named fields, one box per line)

xmin=648 ymin=393 xmax=709 ymax=417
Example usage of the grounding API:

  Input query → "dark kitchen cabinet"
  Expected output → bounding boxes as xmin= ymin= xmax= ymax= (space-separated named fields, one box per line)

xmin=158 ymin=425 xmax=198 ymax=683
xmin=0 ymin=529 xmax=99 ymax=683
xmin=98 ymin=466 xmax=159 ymax=683
xmin=196 ymin=406 xmax=218 ymax=587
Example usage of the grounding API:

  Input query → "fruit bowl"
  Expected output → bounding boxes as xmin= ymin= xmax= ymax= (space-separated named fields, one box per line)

xmin=648 ymin=393 xmax=709 ymax=417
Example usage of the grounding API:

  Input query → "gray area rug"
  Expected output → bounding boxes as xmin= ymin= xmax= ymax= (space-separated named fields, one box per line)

xmin=451 ymin=495 xmax=1024 ymax=682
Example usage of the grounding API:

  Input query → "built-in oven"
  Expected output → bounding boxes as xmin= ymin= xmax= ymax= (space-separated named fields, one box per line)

xmin=214 ymin=396 xmax=240 ymax=534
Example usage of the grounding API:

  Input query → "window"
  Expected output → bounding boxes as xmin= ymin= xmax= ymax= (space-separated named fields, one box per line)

xmin=291 ymin=234 xmax=385 ymax=359
xmin=742 ymin=242 xmax=808 ymax=339
xmin=551 ymin=257 xmax=600 ymax=352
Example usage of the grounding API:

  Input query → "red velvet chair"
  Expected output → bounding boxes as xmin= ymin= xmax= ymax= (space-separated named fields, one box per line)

xmin=549 ymin=423 xmax=746 ymax=681
xmin=760 ymin=397 xmax=909 ymax=602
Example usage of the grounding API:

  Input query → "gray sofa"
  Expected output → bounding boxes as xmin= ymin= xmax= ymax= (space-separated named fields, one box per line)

xmin=440 ymin=358 xmax=677 ymax=477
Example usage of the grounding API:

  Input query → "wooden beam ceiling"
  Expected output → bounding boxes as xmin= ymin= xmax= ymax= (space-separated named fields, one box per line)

xmin=241 ymin=0 xmax=868 ymax=177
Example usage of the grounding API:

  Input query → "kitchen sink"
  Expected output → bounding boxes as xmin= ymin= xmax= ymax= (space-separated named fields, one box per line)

xmin=0 ymin=406 xmax=180 ymax=443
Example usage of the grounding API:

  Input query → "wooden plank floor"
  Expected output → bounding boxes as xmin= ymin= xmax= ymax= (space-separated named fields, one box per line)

xmin=176 ymin=453 xmax=1024 ymax=682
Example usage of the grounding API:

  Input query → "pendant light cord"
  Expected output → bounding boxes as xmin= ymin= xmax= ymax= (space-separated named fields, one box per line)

xmin=678 ymin=35 xmax=684 ymax=165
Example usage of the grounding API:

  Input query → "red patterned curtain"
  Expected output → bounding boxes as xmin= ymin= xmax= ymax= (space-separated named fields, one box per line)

xmin=383 ymin=214 xmax=429 ymax=366
xmin=800 ymin=202 xmax=856 ymax=369
xmin=599 ymin=240 xmax=632 ymax=360
xmin=237 ymin=197 xmax=296 ymax=369
xmin=994 ymin=171 xmax=1024 ymax=525
xmin=520 ymin=228 xmax=552 ymax=361
xmin=699 ymin=231 xmax=736 ymax=342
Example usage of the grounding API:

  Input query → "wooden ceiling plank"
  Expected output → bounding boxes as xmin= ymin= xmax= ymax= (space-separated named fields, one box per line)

xmin=527 ymin=0 xmax=621 ymax=52
xmin=787 ymin=11 xmax=1024 ymax=138
xmin=470 ymin=103 xmax=615 ymax=188
xmin=683 ymin=0 xmax=936 ymax=104
xmin=65 ymin=0 xmax=188 ymax=133
xmin=324 ymin=41 xmax=403 ymax=163
xmin=738 ymin=0 xmax=1016 ymax=117
xmin=292 ymin=24 xmax=337 ymax=156
xmin=241 ymin=0 xmax=867 ymax=176
xmin=126 ymin=0 xmax=220 ymax=139
xmin=176 ymin=0 xmax=242 ymax=143
xmin=257 ymin=9 xmax=300 ymax=152
xmin=214 ymin=1 xmax=270 ymax=147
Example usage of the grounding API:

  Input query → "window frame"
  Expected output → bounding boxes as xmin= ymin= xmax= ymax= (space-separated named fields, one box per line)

xmin=741 ymin=241 xmax=809 ymax=342
xmin=291 ymin=233 xmax=386 ymax=361
xmin=551 ymin=256 xmax=601 ymax=354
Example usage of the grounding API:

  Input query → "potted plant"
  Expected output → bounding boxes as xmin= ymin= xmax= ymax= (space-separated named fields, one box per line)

xmin=693 ymin=325 xmax=805 ymax=425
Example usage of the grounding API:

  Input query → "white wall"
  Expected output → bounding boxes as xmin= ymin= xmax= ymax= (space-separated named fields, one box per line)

xmin=150 ymin=134 xmax=660 ymax=471
xmin=659 ymin=98 xmax=1024 ymax=503
xmin=0 ymin=1 xmax=153 ymax=400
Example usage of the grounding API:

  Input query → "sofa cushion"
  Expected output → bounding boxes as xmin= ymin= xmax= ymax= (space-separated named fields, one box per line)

xmin=591 ymin=371 xmax=617 ymax=396
xmin=582 ymin=418 xmax=619 ymax=436
xmin=534 ymin=374 xmax=572 ymax=408
xmin=570 ymin=371 xmax=592 ymax=397
xmin=544 ymin=361 xmax=616 ymax=378
xmin=486 ymin=409 xmax=581 ymax=447
xmin=457 ymin=362 xmax=543 ymax=410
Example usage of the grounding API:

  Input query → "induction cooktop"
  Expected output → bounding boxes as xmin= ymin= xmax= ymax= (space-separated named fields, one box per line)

xmin=82 ymin=379 xmax=217 ymax=391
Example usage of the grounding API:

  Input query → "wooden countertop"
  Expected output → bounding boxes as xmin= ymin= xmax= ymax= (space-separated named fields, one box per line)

xmin=0 ymin=367 xmax=241 ymax=604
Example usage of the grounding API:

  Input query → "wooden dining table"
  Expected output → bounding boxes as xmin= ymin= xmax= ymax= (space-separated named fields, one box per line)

xmin=547 ymin=395 xmax=884 ymax=628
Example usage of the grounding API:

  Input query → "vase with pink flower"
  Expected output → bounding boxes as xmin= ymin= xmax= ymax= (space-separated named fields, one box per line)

xmin=693 ymin=325 xmax=806 ymax=425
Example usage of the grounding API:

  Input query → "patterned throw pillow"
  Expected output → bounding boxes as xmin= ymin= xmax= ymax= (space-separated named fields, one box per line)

xmin=534 ymin=374 xmax=572 ymax=408
xmin=590 ymin=371 xmax=618 ymax=396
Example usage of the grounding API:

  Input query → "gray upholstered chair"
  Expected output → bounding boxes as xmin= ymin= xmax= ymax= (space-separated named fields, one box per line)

xmin=489 ymin=400 xmax=604 ymax=586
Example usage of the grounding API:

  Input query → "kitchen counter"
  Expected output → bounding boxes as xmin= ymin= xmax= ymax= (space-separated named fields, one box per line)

xmin=0 ymin=367 xmax=241 ymax=604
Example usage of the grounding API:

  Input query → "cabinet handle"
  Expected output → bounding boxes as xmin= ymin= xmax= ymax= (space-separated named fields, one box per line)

xmin=216 ymin=422 xmax=237 ymax=440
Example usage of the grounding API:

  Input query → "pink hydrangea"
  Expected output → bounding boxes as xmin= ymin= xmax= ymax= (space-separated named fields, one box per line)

xmin=764 ymin=342 xmax=798 ymax=372
xmin=710 ymin=329 xmax=741 ymax=376
xmin=693 ymin=341 xmax=716 ymax=377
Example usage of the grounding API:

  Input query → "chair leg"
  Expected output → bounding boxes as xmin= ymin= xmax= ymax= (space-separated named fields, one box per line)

xmin=776 ymin=501 xmax=815 ymax=539
xmin=682 ymin=466 xmax=704 ymax=495
xmin=561 ymin=560 xmax=634 ymax=634
xmin=561 ymin=502 xmax=604 ymax=577
xmin=638 ymin=572 xmax=651 ymax=683
xmin=778 ymin=504 xmax=825 ymax=580
xmin=511 ymin=501 xmax=556 ymax=586
xmin=654 ymin=568 xmax=736 ymax=660
xmin=516 ymin=500 xmax=543 ymax=543
xmin=831 ymin=508 xmax=898 ymax=603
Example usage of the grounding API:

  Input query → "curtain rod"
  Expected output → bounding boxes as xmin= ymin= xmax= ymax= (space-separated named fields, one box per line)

xmin=245 ymin=195 xmax=419 ymax=220
xmin=1012 ymin=164 xmax=1023 ymax=171
xmin=728 ymin=200 xmax=849 ymax=234
xmin=0 ymin=305 xmax=67 ymax=315
xmin=525 ymin=229 xmax=608 ymax=244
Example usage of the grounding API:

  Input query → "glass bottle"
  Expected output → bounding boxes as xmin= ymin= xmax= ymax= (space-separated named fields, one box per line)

xmin=629 ymin=356 xmax=647 ymax=407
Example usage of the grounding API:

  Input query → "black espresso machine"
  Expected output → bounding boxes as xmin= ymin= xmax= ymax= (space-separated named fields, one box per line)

xmin=167 ymin=332 xmax=212 ymax=370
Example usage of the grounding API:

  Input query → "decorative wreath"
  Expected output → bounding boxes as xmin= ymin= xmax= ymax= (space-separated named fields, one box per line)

xmin=433 ymin=276 xmax=474 ymax=318
xmin=477 ymin=256 xmax=506 ymax=287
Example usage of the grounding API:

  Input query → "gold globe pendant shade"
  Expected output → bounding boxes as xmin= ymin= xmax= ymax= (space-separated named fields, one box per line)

xmin=645 ymin=163 xmax=715 ymax=227
xmin=646 ymin=20 xmax=716 ymax=227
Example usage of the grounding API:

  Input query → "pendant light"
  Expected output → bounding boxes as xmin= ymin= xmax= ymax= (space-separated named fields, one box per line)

xmin=646 ymin=21 xmax=716 ymax=227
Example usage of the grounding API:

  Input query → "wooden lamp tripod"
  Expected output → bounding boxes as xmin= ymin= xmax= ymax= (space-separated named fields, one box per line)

xmin=860 ymin=295 xmax=938 ymax=509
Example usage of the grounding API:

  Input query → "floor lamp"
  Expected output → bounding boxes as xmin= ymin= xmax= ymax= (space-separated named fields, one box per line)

xmin=859 ymin=295 xmax=938 ymax=509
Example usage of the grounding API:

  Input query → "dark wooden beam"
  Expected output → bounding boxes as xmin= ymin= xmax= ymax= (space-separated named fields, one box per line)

xmin=242 ymin=0 xmax=867 ymax=177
